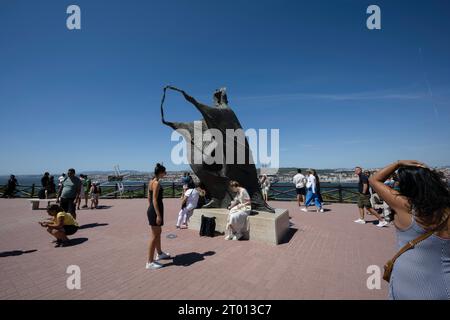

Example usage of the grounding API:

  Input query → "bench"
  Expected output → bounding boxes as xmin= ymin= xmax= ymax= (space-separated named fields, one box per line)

xmin=27 ymin=198 xmax=58 ymax=210
xmin=189 ymin=207 xmax=290 ymax=245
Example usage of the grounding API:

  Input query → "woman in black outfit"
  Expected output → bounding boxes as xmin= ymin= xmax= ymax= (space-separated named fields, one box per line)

xmin=312 ymin=169 xmax=324 ymax=205
xmin=146 ymin=163 xmax=171 ymax=270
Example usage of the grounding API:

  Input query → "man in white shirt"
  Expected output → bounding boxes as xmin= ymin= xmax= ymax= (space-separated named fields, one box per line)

xmin=293 ymin=169 xmax=307 ymax=206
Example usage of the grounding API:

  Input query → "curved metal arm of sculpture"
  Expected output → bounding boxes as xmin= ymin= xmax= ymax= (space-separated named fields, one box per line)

xmin=164 ymin=85 xmax=206 ymax=111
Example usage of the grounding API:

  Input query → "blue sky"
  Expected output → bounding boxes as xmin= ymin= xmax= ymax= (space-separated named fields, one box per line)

xmin=1 ymin=0 xmax=450 ymax=174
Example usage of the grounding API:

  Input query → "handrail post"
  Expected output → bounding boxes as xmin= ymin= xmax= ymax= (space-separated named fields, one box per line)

xmin=338 ymin=184 xmax=343 ymax=203
xmin=143 ymin=183 xmax=146 ymax=198
xmin=31 ymin=184 xmax=35 ymax=198
xmin=172 ymin=182 xmax=175 ymax=198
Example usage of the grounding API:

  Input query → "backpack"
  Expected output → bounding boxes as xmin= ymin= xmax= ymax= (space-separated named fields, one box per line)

xmin=199 ymin=215 xmax=216 ymax=237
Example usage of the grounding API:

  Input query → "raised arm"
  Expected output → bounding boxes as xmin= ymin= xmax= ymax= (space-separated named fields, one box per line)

xmin=163 ymin=86 xmax=214 ymax=119
xmin=166 ymin=86 xmax=200 ymax=106
xmin=369 ymin=160 xmax=426 ymax=229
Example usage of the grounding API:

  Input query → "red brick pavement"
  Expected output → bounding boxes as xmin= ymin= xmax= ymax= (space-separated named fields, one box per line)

xmin=0 ymin=198 xmax=396 ymax=299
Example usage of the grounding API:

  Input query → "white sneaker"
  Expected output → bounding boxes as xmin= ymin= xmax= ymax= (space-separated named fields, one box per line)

xmin=301 ymin=208 xmax=308 ymax=212
xmin=146 ymin=261 xmax=164 ymax=270
xmin=224 ymin=234 xmax=233 ymax=240
xmin=354 ymin=219 xmax=366 ymax=224
xmin=233 ymin=233 xmax=243 ymax=240
xmin=377 ymin=220 xmax=389 ymax=228
xmin=156 ymin=252 xmax=171 ymax=261
xmin=320 ymin=208 xmax=325 ymax=213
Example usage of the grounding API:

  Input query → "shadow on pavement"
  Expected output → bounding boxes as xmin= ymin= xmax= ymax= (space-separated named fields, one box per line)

xmin=79 ymin=223 xmax=109 ymax=230
xmin=279 ymin=227 xmax=298 ymax=245
xmin=94 ymin=205 xmax=113 ymax=210
xmin=0 ymin=249 xmax=38 ymax=257
xmin=164 ymin=251 xmax=216 ymax=267
xmin=66 ymin=238 xmax=89 ymax=246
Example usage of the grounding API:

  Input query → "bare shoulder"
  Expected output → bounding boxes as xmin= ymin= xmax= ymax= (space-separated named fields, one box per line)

xmin=151 ymin=179 xmax=160 ymax=190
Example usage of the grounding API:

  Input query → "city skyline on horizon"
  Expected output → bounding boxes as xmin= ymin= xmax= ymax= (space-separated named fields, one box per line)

xmin=2 ymin=163 xmax=450 ymax=177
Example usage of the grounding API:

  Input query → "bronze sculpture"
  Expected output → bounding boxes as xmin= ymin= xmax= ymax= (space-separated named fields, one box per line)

xmin=161 ymin=86 xmax=274 ymax=213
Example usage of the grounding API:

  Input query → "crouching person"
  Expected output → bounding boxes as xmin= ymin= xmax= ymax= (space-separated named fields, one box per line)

xmin=39 ymin=204 xmax=79 ymax=247
xmin=176 ymin=183 xmax=206 ymax=229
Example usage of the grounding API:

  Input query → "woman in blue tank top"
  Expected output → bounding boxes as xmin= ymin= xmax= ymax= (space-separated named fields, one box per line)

xmin=369 ymin=160 xmax=450 ymax=300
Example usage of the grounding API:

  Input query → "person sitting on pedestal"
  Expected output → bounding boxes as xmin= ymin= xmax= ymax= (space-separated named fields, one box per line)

xmin=176 ymin=182 xmax=206 ymax=229
xmin=225 ymin=181 xmax=252 ymax=241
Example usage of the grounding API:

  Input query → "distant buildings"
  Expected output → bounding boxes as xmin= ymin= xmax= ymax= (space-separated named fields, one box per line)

xmin=80 ymin=167 xmax=450 ymax=185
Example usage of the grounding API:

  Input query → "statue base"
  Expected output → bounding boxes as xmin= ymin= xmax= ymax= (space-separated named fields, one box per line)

xmin=189 ymin=208 xmax=290 ymax=245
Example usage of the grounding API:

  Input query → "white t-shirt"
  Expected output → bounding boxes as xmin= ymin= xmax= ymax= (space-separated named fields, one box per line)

xmin=230 ymin=188 xmax=251 ymax=214
xmin=293 ymin=173 xmax=306 ymax=189
xmin=184 ymin=188 xmax=200 ymax=210
xmin=306 ymin=175 xmax=317 ymax=193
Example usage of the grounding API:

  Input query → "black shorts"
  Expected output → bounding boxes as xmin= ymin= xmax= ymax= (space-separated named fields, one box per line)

xmin=147 ymin=206 xmax=164 ymax=227
xmin=63 ymin=225 xmax=79 ymax=236
xmin=296 ymin=187 xmax=306 ymax=195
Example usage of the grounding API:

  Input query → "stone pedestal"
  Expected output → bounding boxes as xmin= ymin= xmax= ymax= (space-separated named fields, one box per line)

xmin=189 ymin=208 xmax=290 ymax=245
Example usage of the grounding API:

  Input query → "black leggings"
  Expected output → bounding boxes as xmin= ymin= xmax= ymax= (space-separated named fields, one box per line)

xmin=60 ymin=198 xmax=76 ymax=218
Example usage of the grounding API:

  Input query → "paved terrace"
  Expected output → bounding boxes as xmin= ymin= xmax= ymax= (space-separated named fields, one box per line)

xmin=0 ymin=199 xmax=396 ymax=300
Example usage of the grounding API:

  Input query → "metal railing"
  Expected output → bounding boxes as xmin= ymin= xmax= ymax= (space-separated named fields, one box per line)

xmin=268 ymin=184 xmax=360 ymax=203
xmin=1 ymin=183 xmax=360 ymax=203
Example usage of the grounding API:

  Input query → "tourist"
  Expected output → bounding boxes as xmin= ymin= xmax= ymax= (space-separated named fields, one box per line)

xmin=293 ymin=169 xmax=307 ymax=207
xmin=47 ymin=176 xmax=56 ymax=198
xmin=181 ymin=173 xmax=188 ymax=194
xmin=260 ymin=174 xmax=270 ymax=202
xmin=181 ymin=172 xmax=193 ymax=194
xmin=57 ymin=168 xmax=82 ymax=219
xmin=354 ymin=166 xmax=388 ymax=227
xmin=176 ymin=182 xmax=205 ymax=229
xmin=146 ymin=163 xmax=171 ymax=270
xmin=312 ymin=169 xmax=324 ymax=207
xmin=365 ymin=170 xmax=375 ymax=197
xmin=225 ymin=181 xmax=251 ymax=241
xmin=82 ymin=175 xmax=91 ymax=208
xmin=90 ymin=182 xmax=100 ymax=209
xmin=2 ymin=175 xmax=18 ymax=198
xmin=301 ymin=170 xmax=324 ymax=213
xmin=369 ymin=160 xmax=450 ymax=299
xmin=38 ymin=204 xmax=79 ymax=247
xmin=76 ymin=174 xmax=85 ymax=210
xmin=41 ymin=172 xmax=50 ymax=198
xmin=58 ymin=173 xmax=66 ymax=188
